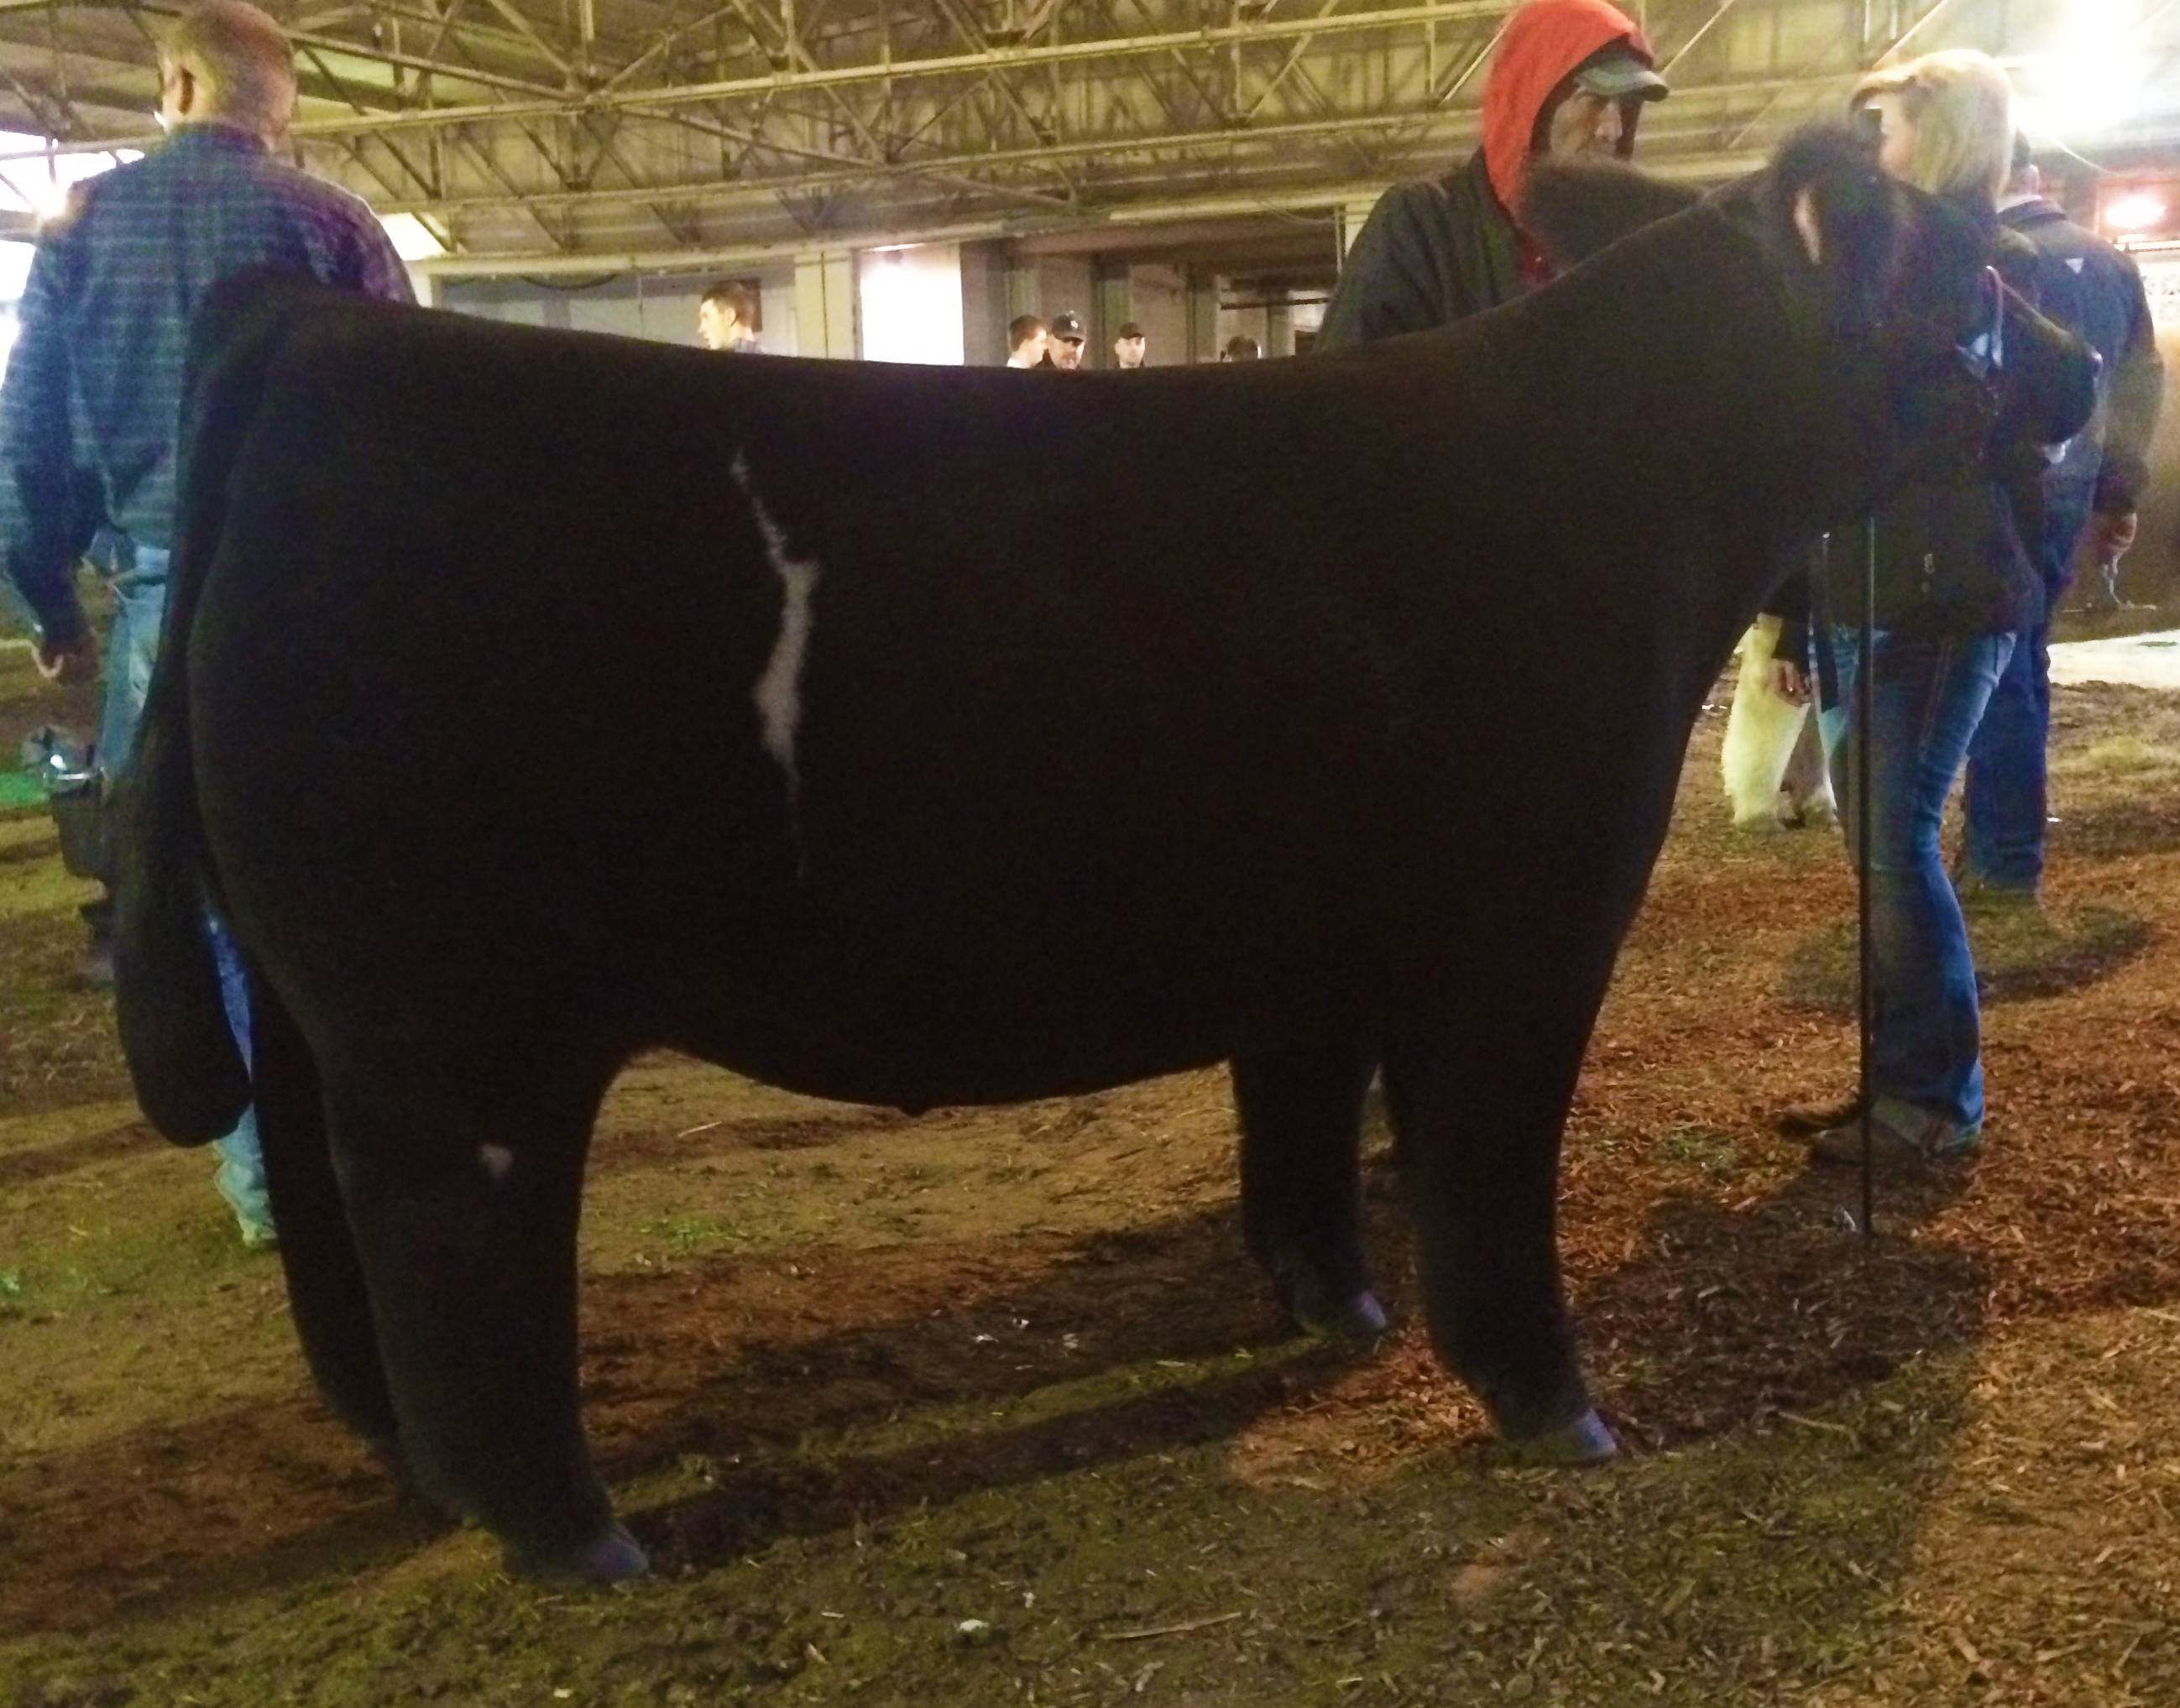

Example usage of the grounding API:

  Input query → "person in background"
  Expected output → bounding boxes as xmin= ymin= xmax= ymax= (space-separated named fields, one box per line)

xmin=1112 ymin=321 xmax=1148 ymax=369
xmin=1956 ymin=133 xmax=2164 ymax=907
xmin=1046 ymin=310 xmax=1088 ymax=370
xmin=1220 ymin=334 xmax=1263 ymax=362
xmin=1005 ymin=314 xmax=1048 ymax=368
xmin=1316 ymin=0 xmax=1667 ymax=349
xmin=696 ymin=279 xmax=761 ymax=352
xmin=0 ymin=0 xmax=414 ymax=1248
xmin=1768 ymin=50 xmax=2073 ymax=1169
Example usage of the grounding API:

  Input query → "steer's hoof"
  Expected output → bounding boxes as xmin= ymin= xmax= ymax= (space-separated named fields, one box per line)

xmin=365 ymin=1434 xmax=442 ymax=1512
xmin=1329 ymin=1288 xmax=1389 ymax=1340
xmin=508 ymin=1520 xmax=651 ymax=1585
xmin=1282 ymin=1273 xmax=1388 ymax=1342
xmin=1506 ymin=1408 xmax=1618 ymax=1466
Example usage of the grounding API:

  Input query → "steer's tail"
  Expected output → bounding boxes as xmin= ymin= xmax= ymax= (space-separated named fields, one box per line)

xmin=113 ymin=274 xmax=304 ymax=1144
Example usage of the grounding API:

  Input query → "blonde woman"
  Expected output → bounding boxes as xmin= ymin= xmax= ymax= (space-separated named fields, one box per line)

xmin=1770 ymin=50 xmax=2043 ymax=1167
xmin=1849 ymin=49 xmax=2014 ymax=201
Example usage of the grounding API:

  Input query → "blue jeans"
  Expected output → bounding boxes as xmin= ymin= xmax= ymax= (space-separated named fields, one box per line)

xmin=95 ymin=546 xmax=270 ymax=1237
xmin=1961 ymin=622 xmax=2050 ymax=890
xmin=1827 ymin=628 xmax=2015 ymax=1131
xmin=1962 ymin=499 xmax=2089 ymax=892
xmin=94 ymin=552 xmax=170 ymax=777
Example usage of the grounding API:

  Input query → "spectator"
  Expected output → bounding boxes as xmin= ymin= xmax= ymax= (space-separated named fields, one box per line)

xmin=1316 ymin=0 xmax=1667 ymax=348
xmin=1220 ymin=334 xmax=1263 ymax=362
xmin=1005 ymin=313 xmax=1048 ymax=368
xmin=1957 ymin=133 xmax=2164 ymax=905
xmin=0 ymin=0 xmax=414 ymax=1246
xmin=1112 ymin=321 xmax=1148 ymax=369
xmin=1770 ymin=50 xmax=2067 ymax=1169
xmin=1047 ymin=310 xmax=1088 ymax=370
xmin=696 ymin=279 xmax=761 ymax=352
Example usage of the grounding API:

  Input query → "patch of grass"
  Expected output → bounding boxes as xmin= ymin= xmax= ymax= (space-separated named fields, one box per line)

xmin=1780 ymin=903 xmax=2151 ymax=1013
xmin=640 ymin=1212 xmax=755 ymax=1258
xmin=1654 ymin=1125 xmax=1745 ymax=1173
xmin=2052 ymin=734 xmax=2180 ymax=779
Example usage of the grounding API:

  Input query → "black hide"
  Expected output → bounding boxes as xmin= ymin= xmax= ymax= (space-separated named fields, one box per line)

xmin=113 ymin=124 xmax=2096 ymax=1580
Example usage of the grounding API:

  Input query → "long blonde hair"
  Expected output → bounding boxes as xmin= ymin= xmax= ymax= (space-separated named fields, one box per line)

xmin=1850 ymin=49 xmax=2013 ymax=201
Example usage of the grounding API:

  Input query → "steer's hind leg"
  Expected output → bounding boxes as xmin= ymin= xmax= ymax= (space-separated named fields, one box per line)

xmin=324 ymin=1052 xmax=642 ymax=1582
xmin=248 ymin=973 xmax=408 ymax=1481
xmin=1232 ymin=1041 xmax=1386 ymax=1339
xmin=1381 ymin=985 xmax=1615 ymax=1465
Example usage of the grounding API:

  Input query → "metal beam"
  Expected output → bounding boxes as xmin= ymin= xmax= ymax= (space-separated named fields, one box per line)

xmin=410 ymin=143 xmax=1771 ymax=278
xmin=223 ymin=2 xmax=1526 ymax=140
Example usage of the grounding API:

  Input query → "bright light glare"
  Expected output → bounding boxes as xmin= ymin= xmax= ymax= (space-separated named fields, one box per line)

xmin=2015 ymin=0 xmax=2150 ymax=140
xmin=379 ymin=212 xmax=447 ymax=260
xmin=858 ymin=243 xmax=965 ymax=366
xmin=0 ymin=129 xmax=141 ymax=218
xmin=2104 ymin=193 xmax=2169 ymax=231
xmin=0 ymin=133 xmax=126 ymax=215
xmin=0 ymin=240 xmax=33 ymax=300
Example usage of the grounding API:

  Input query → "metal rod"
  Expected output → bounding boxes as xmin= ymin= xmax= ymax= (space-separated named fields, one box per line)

xmin=1857 ymin=523 xmax=1875 ymax=1238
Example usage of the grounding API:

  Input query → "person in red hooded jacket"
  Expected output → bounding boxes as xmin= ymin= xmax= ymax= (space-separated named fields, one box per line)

xmin=1316 ymin=0 xmax=1667 ymax=347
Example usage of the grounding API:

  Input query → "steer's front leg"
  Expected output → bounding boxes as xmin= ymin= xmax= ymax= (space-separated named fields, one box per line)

xmin=1382 ymin=986 xmax=1616 ymax=1465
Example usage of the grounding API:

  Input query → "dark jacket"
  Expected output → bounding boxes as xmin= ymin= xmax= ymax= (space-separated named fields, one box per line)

xmin=2000 ymin=196 xmax=2163 ymax=576
xmin=1316 ymin=154 xmax=1527 ymax=347
xmin=1768 ymin=232 xmax=2052 ymax=649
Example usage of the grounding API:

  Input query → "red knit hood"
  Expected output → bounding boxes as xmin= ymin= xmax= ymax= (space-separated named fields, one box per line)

xmin=1481 ymin=0 xmax=1655 ymax=214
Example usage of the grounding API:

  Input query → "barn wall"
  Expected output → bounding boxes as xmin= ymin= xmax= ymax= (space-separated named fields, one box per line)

xmin=438 ymin=271 xmax=797 ymax=355
xmin=2120 ymin=315 xmax=2180 ymax=606
xmin=1121 ymin=264 xmax=1188 ymax=368
xmin=959 ymin=242 xmax=1009 ymax=367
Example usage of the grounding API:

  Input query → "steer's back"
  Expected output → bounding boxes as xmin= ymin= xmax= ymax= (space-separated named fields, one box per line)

xmin=180 ymin=285 xmax=1691 ymax=1106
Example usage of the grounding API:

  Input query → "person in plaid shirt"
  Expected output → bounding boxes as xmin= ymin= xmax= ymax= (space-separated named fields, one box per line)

xmin=0 ymin=0 xmax=411 ymax=1246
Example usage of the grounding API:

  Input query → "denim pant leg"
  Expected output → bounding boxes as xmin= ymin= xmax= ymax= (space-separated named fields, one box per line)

xmin=93 ymin=551 xmax=269 ymax=1231
xmin=93 ymin=557 xmax=170 ymax=782
xmin=1961 ymin=622 xmax=2050 ymax=890
xmin=204 ymin=912 xmax=272 ymax=1234
xmin=1831 ymin=628 xmax=2014 ymax=1131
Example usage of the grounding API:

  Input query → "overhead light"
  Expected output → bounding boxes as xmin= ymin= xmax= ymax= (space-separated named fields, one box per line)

xmin=379 ymin=212 xmax=447 ymax=260
xmin=2104 ymin=193 xmax=2168 ymax=232
xmin=2015 ymin=0 xmax=2149 ymax=138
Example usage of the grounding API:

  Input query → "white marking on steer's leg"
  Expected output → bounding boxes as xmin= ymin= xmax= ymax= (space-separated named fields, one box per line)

xmin=731 ymin=453 xmax=819 ymax=804
xmin=480 ymin=1144 xmax=514 ymax=1183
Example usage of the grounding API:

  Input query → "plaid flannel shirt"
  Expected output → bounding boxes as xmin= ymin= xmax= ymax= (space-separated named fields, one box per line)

xmin=0 ymin=122 xmax=412 ymax=646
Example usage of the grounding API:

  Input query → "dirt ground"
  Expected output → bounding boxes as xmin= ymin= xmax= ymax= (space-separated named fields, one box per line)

xmin=8 ymin=633 xmax=2180 ymax=1706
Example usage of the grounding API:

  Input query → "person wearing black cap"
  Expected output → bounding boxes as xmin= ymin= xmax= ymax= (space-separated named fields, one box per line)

xmin=1112 ymin=321 xmax=1147 ymax=369
xmin=1317 ymin=0 xmax=1667 ymax=349
xmin=1043 ymin=310 xmax=1088 ymax=370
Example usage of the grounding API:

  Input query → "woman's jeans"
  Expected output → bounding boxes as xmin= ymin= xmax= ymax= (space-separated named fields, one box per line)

xmin=96 ymin=546 xmax=271 ymax=1237
xmin=1826 ymin=627 xmax=2015 ymax=1132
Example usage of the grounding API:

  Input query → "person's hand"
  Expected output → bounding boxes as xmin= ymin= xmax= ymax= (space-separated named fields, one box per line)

xmin=33 ymin=632 xmax=97 ymax=687
xmin=1764 ymin=656 xmax=1810 ymax=706
xmin=2084 ymin=509 xmax=2139 ymax=565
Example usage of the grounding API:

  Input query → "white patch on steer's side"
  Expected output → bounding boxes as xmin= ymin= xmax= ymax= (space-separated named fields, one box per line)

xmin=731 ymin=453 xmax=819 ymax=804
xmin=480 ymin=1144 xmax=514 ymax=1183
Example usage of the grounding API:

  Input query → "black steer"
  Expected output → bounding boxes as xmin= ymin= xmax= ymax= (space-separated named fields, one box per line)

xmin=117 ymin=126 xmax=2095 ymax=1581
